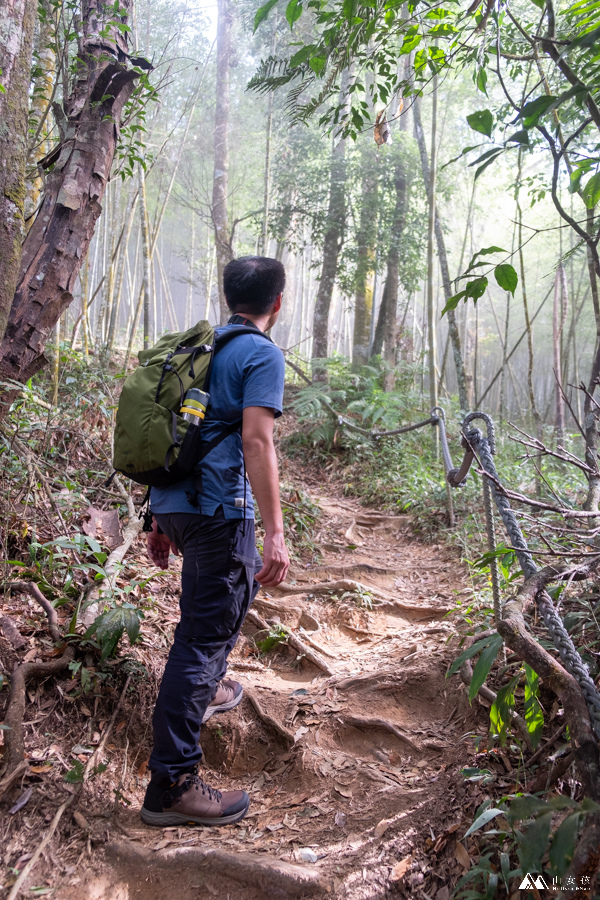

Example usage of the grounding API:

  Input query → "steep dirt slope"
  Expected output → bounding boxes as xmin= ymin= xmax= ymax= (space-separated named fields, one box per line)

xmin=54 ymin=492 xmax=483 ymax=900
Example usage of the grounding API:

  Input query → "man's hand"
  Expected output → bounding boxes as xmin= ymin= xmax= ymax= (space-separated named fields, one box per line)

xmin=147 ymin=518 xmax=179 ymax=568
xmin=255 ymin=532 xmax=289 ymax=587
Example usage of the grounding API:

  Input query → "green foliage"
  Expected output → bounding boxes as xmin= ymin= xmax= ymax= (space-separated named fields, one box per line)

xmin=256 ymin=623 xmax=289 ymax=653
xmin=467 ymin=109 xmax=493 ymax=138
xmin=455 ymin=793 xmax=600 ymax=897
xmin=84 ymin=604 xmax=143 ymax=661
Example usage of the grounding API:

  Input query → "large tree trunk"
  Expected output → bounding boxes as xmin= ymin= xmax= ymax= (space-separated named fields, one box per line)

xmin=212 ymin=0 xmax=233 ymax=324
xmin=0 ymin=0 xmax=138 ymax=384
xmin=0 ymin=0 xmax=37 ymax=343
xmin=413 ymin=97 xmax=469 ymax=412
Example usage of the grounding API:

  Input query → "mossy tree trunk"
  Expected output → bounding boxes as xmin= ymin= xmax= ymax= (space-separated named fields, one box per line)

xmin=0 ymin=0 xmax=37 ymax=343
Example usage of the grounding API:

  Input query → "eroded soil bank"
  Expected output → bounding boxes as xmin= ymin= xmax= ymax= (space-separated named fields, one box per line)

xmin=2 ymin=477 xmax=489 ymax=900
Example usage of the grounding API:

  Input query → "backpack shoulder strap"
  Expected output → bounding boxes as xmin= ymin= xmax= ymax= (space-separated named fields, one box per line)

xmin=203 ymin=323 xmax=273 ymax=392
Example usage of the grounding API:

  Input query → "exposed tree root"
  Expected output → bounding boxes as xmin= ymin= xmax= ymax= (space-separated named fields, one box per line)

xmin=529 ymin=751 xmax=574 ymax=794
xmin=244 ymin=687 xmax=295 ymax=746
xmin=339 ymin=713 xmax=421 ymax=753
xmin=0 ymin=616 xmax=28 ymax=649
xmin=331 ymin=669 xmax=399 ymax=692
xmin=1 ymin=646 xmax=75 ymax=778
xmin=245 ymin=609 xmax=334 ymax=676
xmin=105 ymin=839 xmax=327 ymax=897
xmin=4 ymin=581 xmax=61 ymax=642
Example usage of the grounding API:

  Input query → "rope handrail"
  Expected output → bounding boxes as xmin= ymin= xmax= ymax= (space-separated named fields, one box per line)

xmin=320 ymin=394 xmax=600 ymax=738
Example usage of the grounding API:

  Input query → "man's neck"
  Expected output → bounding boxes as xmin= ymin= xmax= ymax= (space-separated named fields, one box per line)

xmin=228 ymin=313 xmax=270 ymax=333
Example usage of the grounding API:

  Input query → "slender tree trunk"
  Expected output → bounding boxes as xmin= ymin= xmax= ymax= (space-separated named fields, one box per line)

xmin=185 ymin=214 xmax=195 ymax=329
xmin=106 ymin=188 xmax=138 ymax=357
xmin=413 ymin=96 xmax=468 ymax=411
xmin=553 ymin=263 xmax=568 ymax=444
xmin=352 ymin=153 xmax=378 ymax=370
xmin=0 ymin=0 xmax=138 ymax=385
xmin=381 ymin=116 xmax=411 ymax=390
xmin=138 ymin=164 xmax=153 ymax=350
xmin=260 ymin=90 xmax=274 ymax=256
xmin=311 ymin=138 xmax=347 ymax=371
xmin=0 ymin=0 xmax=37 ymax=343
xmin=428 ymin=86 xmax=439 ymax=412
xmin=584 ymin=208 xmax=600 ymax=512
xmin=212 ymin=0 xmax=233 ymax=323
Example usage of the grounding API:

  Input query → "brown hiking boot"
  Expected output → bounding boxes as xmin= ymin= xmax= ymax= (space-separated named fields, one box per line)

xmin=141 ymin=771 xmax=249 ymax=827
xmin=201 ymin=679 xmax=243 ymax=723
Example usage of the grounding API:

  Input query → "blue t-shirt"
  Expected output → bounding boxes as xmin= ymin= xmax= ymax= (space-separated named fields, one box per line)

xmin=150 ymin=325 xmax=285 ymax=519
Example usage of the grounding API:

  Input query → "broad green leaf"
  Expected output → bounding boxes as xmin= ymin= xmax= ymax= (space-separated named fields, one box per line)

xmin=476 ymin=67 xmax=488 ymax=95
xmin=343 ymin=0 xmax=357 ymax=19
xmin=524 ymin=663 xmax=544 ymax=748
xmin=582 ymin=172 xmax=600 ymax=209
xmin=520 ymin=94 xmax=556 ymax=127
xmin=464 ymin=807 xmax=505 ymax=838
xmin=254 ymin=0 xmax=279 ymax=31
xmin=309 ymin=56 xmax=326 ymax=75
xmin=400 ymin=30 xmax=421 ymax=53
xmin=448 ymin=634 xmax=498 ymax=676
xmin=289 ymin=45 xmax=315 ymax=67
xmin=494 ymin=264 xmax=518 ymax=296
xmin=467 ymin=109 xmax=493 ymax=137
xmin=441 ymin=291 xmax=465 ymax=315
xmin=469 ymin=633 xmax=503 ymax=700
xmin=508 ymin=794 xmax=549 ymax=822
xmin=565 ymin=23 xmax=600 ymax=52
xmin=286 ymin=0 xmax=303 ymax=27
xmin=506 ymin=129 xmax=530 ymax=145
xmin=519 ymin=812 xmax=552 ymax=873
xmin=549 ymin=814 xmax=580 ymax=877
xmin=474 ymin=149 xmax=503 ymax=180
xmin=465 ymin=276 xmax=488 ymax=300
xmin=490 ymin=674 xmax=519 ymax=743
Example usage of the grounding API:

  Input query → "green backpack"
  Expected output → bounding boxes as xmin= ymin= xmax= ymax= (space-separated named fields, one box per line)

xmin=112 ymin=319 xmax=269 ymax=489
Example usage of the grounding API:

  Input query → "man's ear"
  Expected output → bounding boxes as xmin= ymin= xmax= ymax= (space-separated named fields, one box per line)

xmin=273 ymin=293 xmax=282 ymax=313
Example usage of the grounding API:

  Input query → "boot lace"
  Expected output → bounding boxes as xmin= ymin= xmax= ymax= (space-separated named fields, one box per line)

xmin=185 ymin=773 xmax=222 ymax=803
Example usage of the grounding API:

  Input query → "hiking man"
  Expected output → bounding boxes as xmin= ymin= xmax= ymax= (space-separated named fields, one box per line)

xmin=140 ymin=256 xmax=290 ymax=827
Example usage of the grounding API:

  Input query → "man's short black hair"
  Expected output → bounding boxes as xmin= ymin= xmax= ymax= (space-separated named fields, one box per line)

xmin=223 ymin=256 xmax=286 ymax=316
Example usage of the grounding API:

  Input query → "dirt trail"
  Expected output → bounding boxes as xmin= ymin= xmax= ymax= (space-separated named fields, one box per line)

xmin=52 ymin=494 xmax=481 ymax=899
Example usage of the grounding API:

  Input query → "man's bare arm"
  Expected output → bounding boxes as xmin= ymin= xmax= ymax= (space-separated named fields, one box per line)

xmin=242 ymin=406 xmax=290 ymax=587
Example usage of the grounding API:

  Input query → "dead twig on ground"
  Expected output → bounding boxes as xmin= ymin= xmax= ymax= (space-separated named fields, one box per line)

xmin=4 ymin=582 xmax=61 ymax=643
xmin=1 ymin=646 xmax=76 ymax=778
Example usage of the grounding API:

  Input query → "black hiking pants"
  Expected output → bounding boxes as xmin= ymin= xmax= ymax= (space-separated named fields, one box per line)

xmin=148 ymin=508 xmax=261 ymax=784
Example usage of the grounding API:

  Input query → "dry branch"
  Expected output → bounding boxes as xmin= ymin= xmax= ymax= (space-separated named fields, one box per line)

xmin=4 ymin=581 xmax=61 ymax=642
xmin=1 ymin=646 xmax=75 ymax=778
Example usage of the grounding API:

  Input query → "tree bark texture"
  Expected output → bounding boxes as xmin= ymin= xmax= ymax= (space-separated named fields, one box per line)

xmin=0 ymin=0 xmax=37 ymax=344
xmin=352 ymin=153 xmax=377 ymax=370
xmin=312 ymin=139 xmax=346 ymax=367
xmin=212 ymin=0 xmax=233 ymax=324
xmin=413 ymin=97 xmax=469 ymax=412
xmin=0 ymin=0 xmax=138 ymax=384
